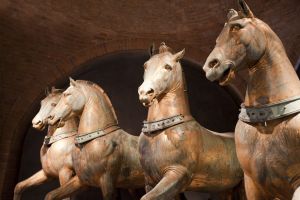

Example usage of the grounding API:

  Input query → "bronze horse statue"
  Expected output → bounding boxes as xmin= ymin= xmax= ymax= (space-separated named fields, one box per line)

xmin=138 ymin=43 xmax=244 ymax=200
xmin=45 ymin=79 xmax=144 ymax=200
xmin=14 ymin=87 xmax=78 ymax=200
xmin=203 ymin=0 xmax=300 ymax=199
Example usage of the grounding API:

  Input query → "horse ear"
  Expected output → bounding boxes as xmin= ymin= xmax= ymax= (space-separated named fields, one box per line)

xmin=45 ymin=87 xmax=50 ymax=96
xmin=51 ymin=86 xmax=63 ymax=94
xmin=148 ymin=43 xmax=155 ymax=57
xmin=227 ymin=9 xmax=239 ymax=21
xmin=174 ymin=49 xmax=185 ymax=62
xmin=238 ymin=0 xmax=254 ymax=18
xmin=69 ymin=77 xmax=77 ymax=87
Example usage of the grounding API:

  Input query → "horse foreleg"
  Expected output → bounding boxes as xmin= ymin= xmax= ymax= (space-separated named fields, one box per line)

xmin=58 ymin=168 xmax=75 ymax=200
xmin=99 ymin=173 xmax=117 ymax=200
xmin=293 ymin=186 xmax=300 ymax=200
xmin=14 ymin=170 xmax=51 ymax=200
xmin=145 ymin=176 xmax=154 ymax=193
xmin=244 ymin=173 xmax=265 ymax=200
xmin=141 ymin=166 xmax=191 ymax=200
xmin=45 ymin=176 xmax=84 ymax=200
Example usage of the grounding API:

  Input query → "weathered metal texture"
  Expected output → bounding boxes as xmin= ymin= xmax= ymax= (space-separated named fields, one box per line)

xmin=202 ymin=0 xmax=300 ymax=199
xmin=45 ymin=79 xmax=144 ymax=200
xmin=13 ymin=88 xmax=78 ymax=200
xmin=138 ymin=43 xmax=244 ymax=199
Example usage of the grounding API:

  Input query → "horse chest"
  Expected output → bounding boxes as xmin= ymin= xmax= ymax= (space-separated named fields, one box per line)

xmin=235 ymin=120 xmax=300 ymax=194
xmin=72 ymin=138 xmax=120 ymax=185
xmin=138 ymin=131 xmax=187 ymax=181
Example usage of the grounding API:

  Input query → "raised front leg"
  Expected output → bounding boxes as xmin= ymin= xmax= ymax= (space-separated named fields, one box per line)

xmin=14 ymin=170 xmax=51 ymax=200
xmin=141 ymin=166 xmax=191 ymax=200
xmin=99 ymin=173 xmax=116 ymax=200
xmin=144 ymin=176 xmax=154 ymax=193
xmin=45 ymin=176 xmax=84 ymax=200
xmin=58 ymin=168 xmax=75 ymax=200
xmin=293 ymin=186 xmax=300 ymax=200
xmin=244 ymin=173 xmax=265 ymax=200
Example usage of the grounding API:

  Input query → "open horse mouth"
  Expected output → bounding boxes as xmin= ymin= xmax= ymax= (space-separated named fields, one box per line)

xmin=141 ymin=98 xmax=155 ymax=107
xmin=219 ymin=66 xmax=235 ymax=86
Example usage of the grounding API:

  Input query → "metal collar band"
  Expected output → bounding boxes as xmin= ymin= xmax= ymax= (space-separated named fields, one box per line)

xmin=142 ymin=114 xmax=185 ymax=134
xmin=75 ymin=125 xmax=120 ymax=145
xmin=44 ymin=130 xmax=77 ymax=146
xmin=239 ymin=96 xmax=300 ymax=123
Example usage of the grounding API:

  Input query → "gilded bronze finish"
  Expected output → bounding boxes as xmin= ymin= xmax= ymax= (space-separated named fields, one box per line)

xmin=45 ymin=79 xmax=144 ymax=200
xmin=202 ymin=1 xmax=300 ymax=199
xmin=138 ymin=43 xmax=244 ymax=200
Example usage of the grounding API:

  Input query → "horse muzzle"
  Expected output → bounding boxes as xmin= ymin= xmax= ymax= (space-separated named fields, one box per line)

xmin=203 ymin=59 xmax=235 ymax=84
xmin=47 ymin=115 xmax=60 ymax=126
xmin=32 ymin=120 xmax=46 ymax=130
xmin=139 ymin=94 xmax=155 ymax=107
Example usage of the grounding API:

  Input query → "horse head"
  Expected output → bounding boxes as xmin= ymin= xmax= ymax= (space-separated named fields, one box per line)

xmin=138 ymin=42 xmax=185 ymax=107
xmin=203 ymin=0 xmax=267 ymax=85
xmin=32 ymin=87 xmax=63 ymax=130
xmin=48 ymin=78 xmax=86 ymax=127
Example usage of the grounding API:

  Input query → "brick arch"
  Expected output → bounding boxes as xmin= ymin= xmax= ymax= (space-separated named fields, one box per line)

xmin=0 ymin=38 xmax=246 ymax=199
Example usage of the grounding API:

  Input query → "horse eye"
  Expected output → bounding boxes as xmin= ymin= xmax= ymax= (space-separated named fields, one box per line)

xmin=230 ymin=24 xmax=242 ymax=32
xmin=143 ymin=64 xmax=147 ymax=70
xmin=51 ymin=103 xmax=57 ymax=107
xmin=164 ymin=64 xmax=172 ymax=71
xmin=64 ymin=93 xmax=70 ymax=97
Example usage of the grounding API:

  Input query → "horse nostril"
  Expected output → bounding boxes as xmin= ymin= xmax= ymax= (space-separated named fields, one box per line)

xmin=208 ymin=59 xmax=220 ymax=68
xmin=146 ymin=88 xmax=154 ymax=96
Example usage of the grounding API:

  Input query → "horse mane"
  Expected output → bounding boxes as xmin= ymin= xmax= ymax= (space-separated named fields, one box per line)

xmin=158 ymin=42 xmax=174 ymax=54
xmin=75 ymin=80 xmax=118 ymax=123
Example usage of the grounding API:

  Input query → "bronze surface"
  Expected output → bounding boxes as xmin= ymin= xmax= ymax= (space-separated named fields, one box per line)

xmin=202 ymin=1 xmax=300 ymax=199
xmin=14 ymin=88 xmax=78 ymax=200
xmin=45 ymin=79 xmax=144 ymax=200
xmin=138 ymin=43 xmax=244 ymax=200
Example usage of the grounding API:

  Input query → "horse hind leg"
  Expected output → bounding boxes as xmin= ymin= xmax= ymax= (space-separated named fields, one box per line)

xmin=140 ymin=166 xmax=191 ymax=200
xmin=14 ymin=169 xmax=51 ymax=200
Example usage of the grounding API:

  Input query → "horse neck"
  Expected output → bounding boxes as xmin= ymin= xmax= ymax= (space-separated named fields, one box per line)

xmin=78 ymin=94 xmax=118 ymax=135
xmin=50 ymin=117 xmax=78 ymax=136
xmin=244 ymin=27 xmax=300 ymax=107
xmin=147 ymin=71 xmax=191 ymax=121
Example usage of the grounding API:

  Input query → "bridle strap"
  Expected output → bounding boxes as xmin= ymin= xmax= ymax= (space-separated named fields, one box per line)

xmin=75 ymin=125 xmax=120 ymax=145
xmin=239 ymin=96 xmax=300 ymax=123
xmin=44 ymin=130 xmax=77 ymax=146
xmin=142 ymin=114 xmax=193 ymax=134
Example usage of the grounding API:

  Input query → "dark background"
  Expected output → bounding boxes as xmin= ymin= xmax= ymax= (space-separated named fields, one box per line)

xmin=18 ymin=52 xmax=239 ymax=199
